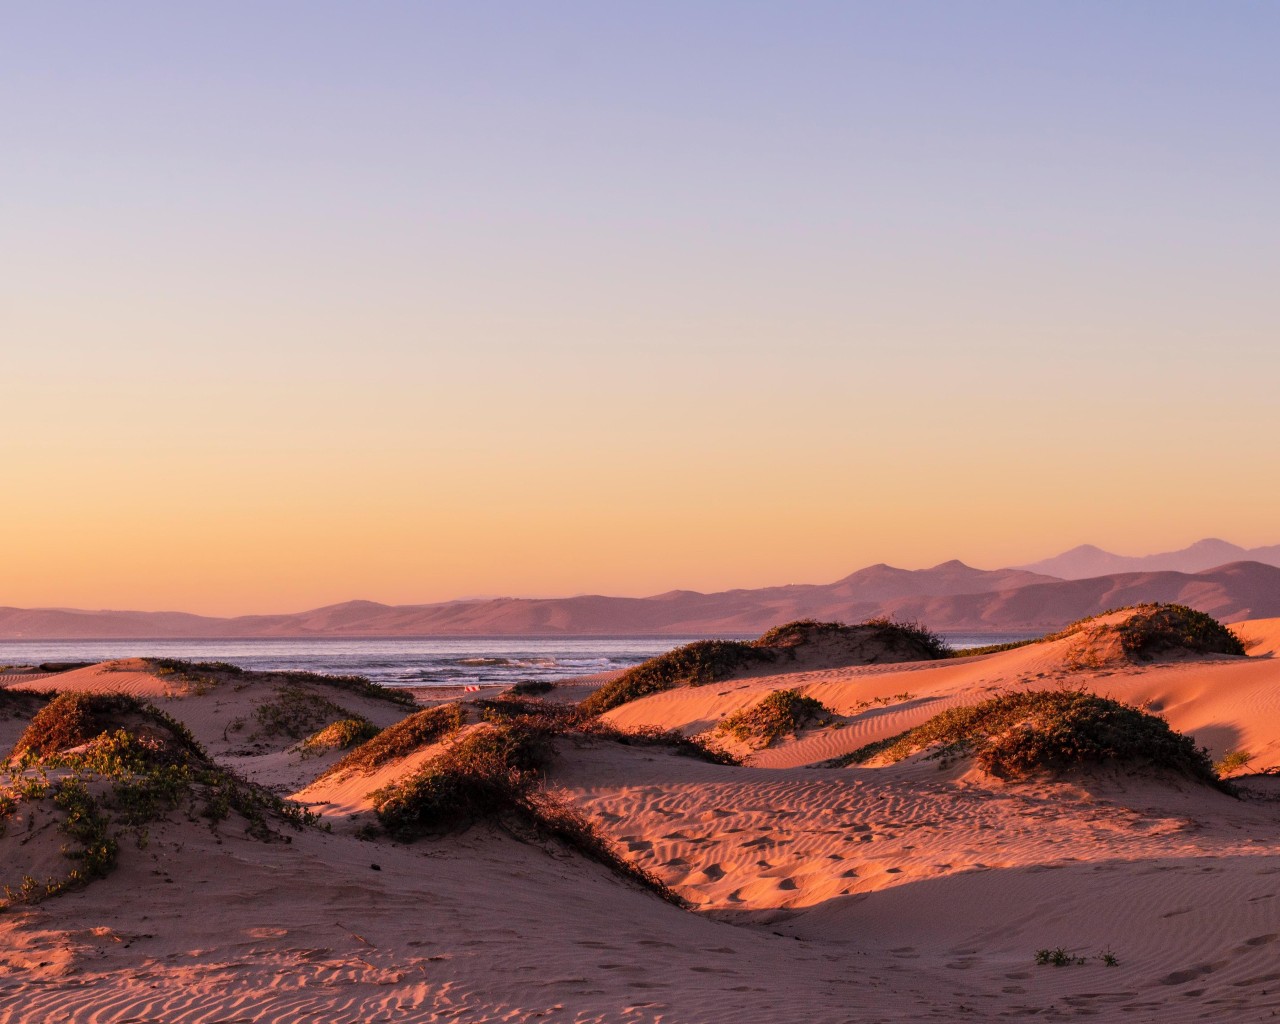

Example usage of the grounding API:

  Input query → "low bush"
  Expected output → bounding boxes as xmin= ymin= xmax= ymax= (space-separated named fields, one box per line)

xmin=826 ymin=690 xmax=1225 ymax=788
xmin=582 ymin=618 xmax=949 ymax=717
xmin=252 ymin=686 xmax=351 ymax=740
xmin=1036 ymin=604 xmax=1244 ymax=659
xmin=13 ymin=692 xmax=205 ymax=763
xmin=717 ymin=689 xmax=834 ymax=748
xmin=475 ymin=694 xmax=582 ymax=730
xmin=757 ymin=617 xmax=950 ymax=660
xmin=1114 ymin=604 xmax=1245 ymax=659
xmin=320 ymin=703 xmax=466 ymax=779
xmin=299 ymin=717 xmax=381 ymax=757
xmin=753 ymin=620 xmax=848 ymax=648
xmin=579 ymin=640 xmax=767 ymax=717
xmin=371 ymin=722 xmax=683 ymax=905
xmin=2 ymin=694 xmax=317 ymax=906
xmin=372 ymin=724 xmax=554 ymax=839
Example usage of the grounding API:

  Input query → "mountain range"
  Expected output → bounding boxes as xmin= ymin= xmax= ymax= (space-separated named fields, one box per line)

xmin=2 ymin=543 xmax=1279 ymax=639
xmin=1017 ymin=537 xmax=1280 ymax=579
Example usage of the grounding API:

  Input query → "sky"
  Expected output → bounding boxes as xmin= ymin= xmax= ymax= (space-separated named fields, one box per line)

xmin=2 ymin=2 xmax=1278 ymax=615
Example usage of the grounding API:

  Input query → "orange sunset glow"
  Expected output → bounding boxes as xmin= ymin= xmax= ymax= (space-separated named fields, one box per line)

xmin=7 ymin=7 xmax=1280 ymax=1023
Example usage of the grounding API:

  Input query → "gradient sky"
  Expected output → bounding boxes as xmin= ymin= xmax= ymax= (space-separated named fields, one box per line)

xmin=3 ymin=2 xmax=1278 ymax=614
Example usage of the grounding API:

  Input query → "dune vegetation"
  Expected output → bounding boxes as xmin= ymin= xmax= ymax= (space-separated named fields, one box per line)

xmin=1111 ymin=604 xmax=1246 ymax=659
xmin=476 ymin=694 xmax=741 ymax=764
xmin=581 ymin=617 xmax=949 ymax=716
xmin=299 ymin=716 xmax=381 ymax=757
xmin=319 ymin=703 xmax=467 ymax=779
xmin=147 ymin=658 xmax=417 ymax=706
xmin=2 ymin=693 xmax=316 ymax=906
xmin=828 ymin=689 xmax=1225 ymax=788
xmin=1044 ymin=604 xmax=1245 ymax=659
xmin=370 ymin=718 xmax=684 ymax=905
xmin=948 ymin=604 xmax=1246 ymax=663
xmin=717 ymin=688 xmax=835 ymax=748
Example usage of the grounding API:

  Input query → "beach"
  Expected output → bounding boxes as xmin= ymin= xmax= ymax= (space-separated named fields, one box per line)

xmin=1 ymin=614 xmax=1279 ymax=1020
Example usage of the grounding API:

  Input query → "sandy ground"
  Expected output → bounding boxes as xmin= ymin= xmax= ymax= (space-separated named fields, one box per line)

xmin=2 ymin=624 xmax=1280 ymax=1021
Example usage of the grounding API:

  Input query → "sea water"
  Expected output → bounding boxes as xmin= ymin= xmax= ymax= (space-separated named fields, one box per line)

xmin=0 ymin=633 xmax=1035 ymax=688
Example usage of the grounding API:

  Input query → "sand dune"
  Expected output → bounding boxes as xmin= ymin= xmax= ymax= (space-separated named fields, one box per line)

xmin=5 ymin=617 xmax=1280 ymax=1020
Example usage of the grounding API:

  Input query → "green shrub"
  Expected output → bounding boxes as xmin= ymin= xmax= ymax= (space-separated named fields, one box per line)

xmin=827 ymin=690 xmax=1224 ymax=788
xmin=370 ymin=722 xmax=683 ymax=905
xmin=252 ymin=686 xmax=351 ymax=740
xmin=1035 ymin=604 xmax=1244 ymax=657
xmin=718 ymin=689 xmax=834 ymax=748
xmin=753 ymin=620 xmax=848 ymax=648
xmin=756 ymin=617 xmax=950 ymax=660
xmin=582 ymin=618 xmax=949 ymax=717
xmin=580 ymin=640 xmax=768 ymax=716
xmin=13 ymin=692 xmax=205 ymax=763
xmin=475 ymin=695 xmax=582 ymax=730
xmin=948 ymin=605 xmax=1243 ymax=663
xmin=2 ymin=696 xmax=318 ymax=906
xmin=320 ymin=703 xmax=466 ymax=779
xmin=299 ymin=717 xmax=381 ymax=757
xmin=371 ymin=724 xmax=553 ymax=839
xmin=1114 ymin=604 xmax=1245 ymax=659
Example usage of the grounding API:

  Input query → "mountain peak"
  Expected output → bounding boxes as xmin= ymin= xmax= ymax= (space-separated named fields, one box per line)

xmin=1185 ymin=537 xmax=1243 ymax=553
xmin=1017 ymin=538 xmax=1276 ymax=580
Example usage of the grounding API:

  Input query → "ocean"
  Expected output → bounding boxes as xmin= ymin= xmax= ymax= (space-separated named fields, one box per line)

xmin=0 ymin=633 xmax=1035 ymax=689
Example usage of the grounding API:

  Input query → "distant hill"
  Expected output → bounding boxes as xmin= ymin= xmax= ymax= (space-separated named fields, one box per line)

xmin=1017 ymin=538 xmax=1280 ymax=579
xmin=0 ymin=561 xmax=1053 ymax=639
xmin=2 ymin=560 xmax=1279 ymax=638
xmin=876 ymin=561 xmax=1280 ymax=631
